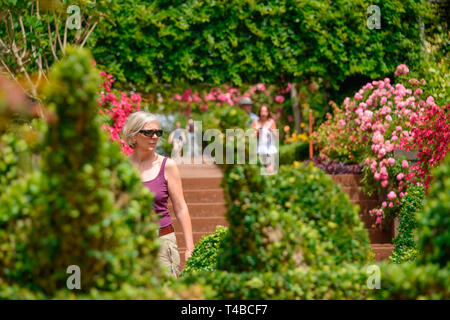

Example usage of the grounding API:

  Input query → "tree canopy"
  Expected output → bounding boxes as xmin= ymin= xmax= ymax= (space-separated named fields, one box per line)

xmin=91 ymin=0 xmax=433 ymax=94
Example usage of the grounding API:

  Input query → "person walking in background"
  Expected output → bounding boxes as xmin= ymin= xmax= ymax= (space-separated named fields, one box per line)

xmin=186 ymin=117 xmax=201 ymax=159
xmin=251 ymin=105 xmax=278 ymax=174
xmin=122 ymin=111 xmax=194 ymax=278
xmin=168 ymin=121 xmax=187 ymax=161
xmin=239 ymin=97 xmax=259 ymax=127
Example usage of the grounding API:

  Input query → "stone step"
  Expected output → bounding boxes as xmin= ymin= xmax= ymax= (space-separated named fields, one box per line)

xmin=371 ymin=244 xmax=395 ymax=261
xmin=180 ymin=177 xmax=223 ymax=190
xmin=168 ymin=202 xmax=227 ymax=217
xmin=368 ymin=228 xmax=394 ymax=243
xmin=182 ymin=189 xmax=225 ymax=203
xmin=178 ymin=165 xmax=223 ymax=179
xmin=173 ymin=217 xmax=228 ymax=233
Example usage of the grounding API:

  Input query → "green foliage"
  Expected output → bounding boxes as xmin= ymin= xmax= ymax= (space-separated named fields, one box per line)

xmin=181 ymin=265 xmax=370 ymax=300
xmin=406 ymin=22 xmax=449 ymax=107
xmin=0 ymin=124 xmax=38 ymax=193
xmin=181 ymin=226 xmax=228 ymax=276
xmin=372 ymin=155 xmax=450 ymax=299
xmin=279 ymin=141 xmax=309 ymax=165
xmin=417 ymin=152 xmax=450 ymax=267
xmin=373 ymin=262 xmax=450 ymax=299
xmin=0 ymin=47 xmax=164 ymax=298
xmin=390 ymin=184 xmax=424 ymax=264
xmin=217 ymin=162 xmax=372 ymax=273
xmin=199 ymin=105 xmax=250 ymax=132
xmin=91 ymin=0 xmax=432 ymax=96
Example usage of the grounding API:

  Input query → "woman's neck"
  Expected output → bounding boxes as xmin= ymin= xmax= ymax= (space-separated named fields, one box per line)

xmin=134 ymin=148 xmax=157 ymax=163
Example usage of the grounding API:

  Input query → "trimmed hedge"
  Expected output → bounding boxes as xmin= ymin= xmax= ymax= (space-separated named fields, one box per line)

xmin=182 ymin=264 xmax=371 ymax=300
xmin=279 ymin=141 xmax=309 ymax=165
xmin=181 ymin=226 xmax=228 ymax=276
xmin=374 ymin=262 xmax=450 ymax=299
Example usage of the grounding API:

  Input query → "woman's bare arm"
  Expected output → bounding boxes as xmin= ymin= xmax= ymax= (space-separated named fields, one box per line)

xmin=165 ymin=158 xmax=194 ymax=260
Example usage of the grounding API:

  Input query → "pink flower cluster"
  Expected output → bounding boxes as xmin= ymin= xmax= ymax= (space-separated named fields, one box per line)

xmin=169 ymin=83 xmax=291 ymax=119
xmin=394 ymin=64 xmax=410 ymax=76
xmin=98 ymin=72 xmax=142 ymax=155
xmin=399 ymin=102 xmax=450 ymax=189
xmin=321 ymin=64 xmax=448 ymax=227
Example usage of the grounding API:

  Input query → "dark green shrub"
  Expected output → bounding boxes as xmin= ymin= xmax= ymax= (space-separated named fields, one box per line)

xmin=0 ymin=47 xmax=164 ymax=298
xmin=279 ymin=141 xmax=309 ymax=165
xmin=390 ymin=184 xmax=425 ymax=264
xmin=181 ymin=226 xmax=228 ymax=276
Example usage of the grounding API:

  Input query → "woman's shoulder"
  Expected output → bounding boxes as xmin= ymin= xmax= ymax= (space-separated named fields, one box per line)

xmin=163 ymin=157 xmax=179 ymax=181
xmin=164 ymin=156 xmax=176 ymax=166
xmin=269 ymin=118 xmax=276 ymax=128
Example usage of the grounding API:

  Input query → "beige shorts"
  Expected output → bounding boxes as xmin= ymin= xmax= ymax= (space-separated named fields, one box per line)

xmin=158 ymin=232 xmax=181 ymax=278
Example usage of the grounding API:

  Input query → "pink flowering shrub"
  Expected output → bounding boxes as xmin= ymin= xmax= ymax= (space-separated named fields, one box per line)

xmin=399 ymin=101 xmax=450 ymax=189
xmin=314 ymin=64 xmax=449 ymax=227
xmin=97 ymin=71 xmax=143 ymax=155
xmin=170 ymin=82 xmax=291 ymax=122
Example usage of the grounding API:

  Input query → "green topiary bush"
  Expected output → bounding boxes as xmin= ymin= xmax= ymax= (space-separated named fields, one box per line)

xmin=181 ymin=225 xmax=228 ymax=276
xmin=217 ymin=161 xmax=372 ymax=273
xmin=0 ymin=47 xmax=165 ymax=298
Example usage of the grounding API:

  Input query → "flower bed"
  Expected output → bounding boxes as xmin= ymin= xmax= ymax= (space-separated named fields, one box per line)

xmin=313 ymin=64 xmax=449 ymax=228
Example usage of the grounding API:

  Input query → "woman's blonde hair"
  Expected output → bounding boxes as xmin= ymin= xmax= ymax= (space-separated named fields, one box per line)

xmin=122 ymin=111 xmax=158 ymax=148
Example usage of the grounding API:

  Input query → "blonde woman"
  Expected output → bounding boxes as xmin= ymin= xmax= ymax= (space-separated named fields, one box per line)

xmin=122 ymin=111 xmax=194 ymax=278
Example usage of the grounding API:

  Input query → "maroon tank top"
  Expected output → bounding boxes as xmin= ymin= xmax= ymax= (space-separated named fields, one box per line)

xmin=143 ymin=157 xmax=173 ymax=229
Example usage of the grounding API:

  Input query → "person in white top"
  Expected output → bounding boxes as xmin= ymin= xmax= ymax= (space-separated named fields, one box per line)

xmin=251 ymin=105 xmax=278 ymax=174
xmin=168 ymin=121 xmax=187 ymax=161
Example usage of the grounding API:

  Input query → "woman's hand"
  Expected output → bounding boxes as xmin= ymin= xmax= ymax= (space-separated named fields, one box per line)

xmin=184 ymin=249 xmax=193 ymax=261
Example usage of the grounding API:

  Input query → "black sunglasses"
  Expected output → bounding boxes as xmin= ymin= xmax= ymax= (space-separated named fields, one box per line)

xmin=139 ymin=129 xmax=163 ymax=137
